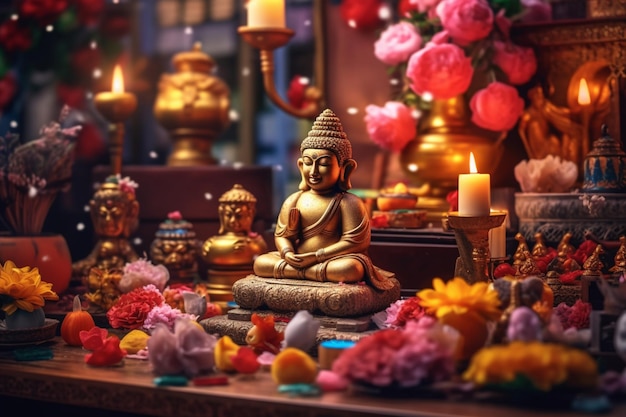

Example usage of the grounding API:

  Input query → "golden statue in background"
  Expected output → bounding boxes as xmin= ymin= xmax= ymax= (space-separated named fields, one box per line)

xmin=202 ymin=184 xmax=267 ymax=302
xmin=72 ymin=175 xmax=140 ymax=280
xmin=518 ymin=85 xmax=584 ymax=166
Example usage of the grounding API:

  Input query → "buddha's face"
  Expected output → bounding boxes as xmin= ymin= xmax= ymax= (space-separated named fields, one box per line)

xmin=220 ymin=203 xmax=253 ymax=234
xmin=93 ymin=198 xmax=127 ymax=237
xmin=299 ymin=148 xmax=341 ymax=193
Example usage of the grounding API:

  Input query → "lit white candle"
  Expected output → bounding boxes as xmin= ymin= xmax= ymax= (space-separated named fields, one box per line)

xmin=489 ymin=209 xmax=508 ymax=259
xmin=247 ymin=0 xmax=285 ymax=28
xmin=458 ymin=152 xmax=491 ymax=216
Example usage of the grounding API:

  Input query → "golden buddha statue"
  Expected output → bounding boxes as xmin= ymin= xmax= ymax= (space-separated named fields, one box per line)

xmin=531 ymin=232 xmax=548 ymax=259
xmin=72 ymin=175 xmax=140 ymax=280
xmin=512 ymin=233 xmax=530 ymax=268
xmin=201 ymin=184 xmax=268 ymax=302
xmin=252 ymin=109 xmax=396 ymax=291
xmin=609 ymin=236 xmax=626 ymax=274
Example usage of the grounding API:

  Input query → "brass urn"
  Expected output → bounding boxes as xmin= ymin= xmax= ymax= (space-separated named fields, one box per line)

xmin=154 ymin=42 xmax=231 ymax=166
xmin=400 ymin=96 xmax=505 ymax=197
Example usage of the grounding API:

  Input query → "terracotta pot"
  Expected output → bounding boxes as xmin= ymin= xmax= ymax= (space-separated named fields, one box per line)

xmin=0 ymin=233 xmax=72 ymax=295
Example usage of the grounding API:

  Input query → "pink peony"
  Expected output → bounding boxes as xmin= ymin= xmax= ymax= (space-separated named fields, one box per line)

xmin=118 ymin=257 xmax=170 ymax=293
xmin=364 ymin=101 xmax=417 ymax=152
xmin=142 ymin=303 xmax=197 ymax=332
xmin=406 ymin=43 xmax=473 ymax=100
xmin=374 ymin=22 xmax=422 ymax=66
xmin=469 ymin=82 xmax=524 ymax=131
xmin=436 ymin=0 xmax=494 ymax=46
xmin=492 ymin=41 xmax=537 ymax=85
xmin=409 ymin=0 xmax=442 ymax=18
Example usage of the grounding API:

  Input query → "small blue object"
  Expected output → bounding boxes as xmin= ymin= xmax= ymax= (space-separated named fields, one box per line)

xmin=153 ymin=375 xmax=189 ymax=387
xmin=13 ymin=346 xmax=54 ymax=361
xmin=571 ymin=395 xmax=612 ymax=414
xmin=226 ymin=301 xmax=239 ymax=309
xmin=320 ymin=339 xmax=356 ymax=350
xmin=278 ymin=383 xmax=321 ymax=397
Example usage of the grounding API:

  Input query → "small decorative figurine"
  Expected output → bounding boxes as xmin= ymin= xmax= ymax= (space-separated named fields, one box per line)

xmin=582 ymin=124 xmax=626 ymax=193
xmin=517 ymin=250 xmax=542 ymax=277
xmin=610 ymin=236 xmax=626 ymax=275
xmin=201 ymin=184 xmax=267 ymax=302
xmin=582 ymin=244 xmax=604 ymax=276
xmin=512 ymin=233 xmax=529 ymax=267
xmin=150 ymin=211 xmax=200 ymax=285
xmin=531 ymin=232 xmax=548 ymax=259
xmin=557 ymin=231 xmax=575 ymax=258
xmin=72 ymin=175 xmax=140 ymax=281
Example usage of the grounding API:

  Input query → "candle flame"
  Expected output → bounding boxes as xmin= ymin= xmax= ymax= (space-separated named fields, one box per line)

xmin=577 ymin=78 xmax=590 ymax=106
xmin=112 ymin=65 xmax=124 ymax=93
xmin=469 ymin=152 xmax=478 ymax=174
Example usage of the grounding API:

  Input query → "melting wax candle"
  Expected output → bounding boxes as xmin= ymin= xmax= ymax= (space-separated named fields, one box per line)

xmin=458 ymin=152 xmax=491 ymax=216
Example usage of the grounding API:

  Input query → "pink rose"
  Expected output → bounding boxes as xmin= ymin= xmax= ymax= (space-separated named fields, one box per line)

xmin=494 ymin=9 xmax=512 ymax=40
xmin=469 ymin=82 xmax=525 ymax=131
xmin=374 ymin=21 xmax=422 ymax=66
xmin=492 ymin=41 xmax=537 ymax=85
xmin=364 ymin=101 xmax=417 ymax=152
xmin=406 ymin=43 xmax=473 ymax=100
xmin=430 ymin=30 xmax=450 ymax=45
xmin=436 ymin=0 xmax=494 ymax=46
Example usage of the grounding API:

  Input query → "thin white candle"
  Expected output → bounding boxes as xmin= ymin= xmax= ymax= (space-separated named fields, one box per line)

xmin=458 ymin=152 xmax=491 ymax=216
xmin=489 ymin=209 xmax=508 ymax=259
xmin=247 ymin=0 xmax=285 ymax=28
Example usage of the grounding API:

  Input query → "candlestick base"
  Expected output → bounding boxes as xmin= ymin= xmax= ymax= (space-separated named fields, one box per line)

xmin=238 ymin=26 xmax=294 ymax=51
xmin=446 ymin=211 xmax=507 ymax=283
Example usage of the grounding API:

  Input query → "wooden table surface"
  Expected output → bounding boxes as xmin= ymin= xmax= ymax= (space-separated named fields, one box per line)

xmin=0 ymin=337 xmax=623 ymax=417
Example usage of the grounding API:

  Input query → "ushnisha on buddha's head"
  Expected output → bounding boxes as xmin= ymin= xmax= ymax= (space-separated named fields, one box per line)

xmin=297 ymin=108 xmax=357 ymax=193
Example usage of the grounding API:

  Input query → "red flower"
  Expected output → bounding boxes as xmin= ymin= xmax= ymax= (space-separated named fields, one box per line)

xmin=106 ymin=285 xmax=165 ymax=330
xmin=0 ymin=73 xmax=17 ymax=110
xmin=286 ymin=76 xmax=307 ymax=110
xmin=84 ymin=335 xmax=127 ymax=366
xmin=559 ymin=270 xmax=583 ymax=284
xmin=393 ymin=296 xmax=428 ymax=327
xmin=79 ymin=326 xmax=109 ymax=351
xmin=493 ymin=263 xmax=516 ymax=278
xmin=231 ymin=347 xmax=261 ymax=374
xmin=0 ymin=20 xmax=33 ymax=52
xmin=19 ymin=0 xmax=69 ymax=25
xmin=340 ymin=0 xmax=385 ymax=31
xmin=446 ymin=190 xmax=458 ymax=211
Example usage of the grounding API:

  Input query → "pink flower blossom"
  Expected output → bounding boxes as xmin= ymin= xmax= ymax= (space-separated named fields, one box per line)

xmin=118 ymin=257 xmax=170 ymax=293
xmin=492 ymin=41 xmax=537 ymax=85
xmin=147 ymin=319 xmax=218 ymax=377
xmin=332 ymin=316 xmax=458 ymax=388
xmin=374 ymin=21 xmax=422 ymax=66
xmin=406 ymin=43 xmax=473 ymax=100
xmin=364 ymin=101 xmax=417 ymax=152
xmin=436 ymin=0 xmax=494 ymax=46
xmin=469 ymin=82 xmax=524 ymax=131
xmin=168 ymin=210 xmax=182 ymax=221
xmin=142 ymin=303 xmax=197 ymax=332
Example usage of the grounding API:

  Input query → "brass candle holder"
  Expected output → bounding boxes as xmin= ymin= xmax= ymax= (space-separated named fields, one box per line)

xmin=238 ymin=25 xmax=324 ymax=119
xmin=446 ymin=210 xmax=507 ymax=283
xmin=94 ymin=68 xmax=137 ymax=175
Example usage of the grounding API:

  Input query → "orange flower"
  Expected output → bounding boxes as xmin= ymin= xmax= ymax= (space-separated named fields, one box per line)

xmin=0 ymin=260 xmax=58 ymax=315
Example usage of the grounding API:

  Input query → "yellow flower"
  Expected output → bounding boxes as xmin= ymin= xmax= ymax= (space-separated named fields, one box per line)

xmin=0 ymin=260 xmax=59 ymax=315
xmin=417 ymin=277 xmax=502 ymax=321
xmin=463 ymin=341 xmax=598 ymax=392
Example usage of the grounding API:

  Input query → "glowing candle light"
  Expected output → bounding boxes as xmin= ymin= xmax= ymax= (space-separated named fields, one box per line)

xmin=112 ymin=64 xmax=125 ymax=93
xmin=247 ymin=0 xmax=285 ymax=28
xmin=458 ymin=152 xmax=491 ymax=216
xmin=578 ymin=78 xmax=591 ymax=106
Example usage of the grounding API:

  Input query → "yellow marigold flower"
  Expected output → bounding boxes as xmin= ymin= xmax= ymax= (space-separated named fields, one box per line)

xmin=0 ymin=260 xmax=59 ymax=315
xmin=417 ymin=277 xmax=502 ymax=321
xmin=463 ymin=341 xmax=598 ymax=392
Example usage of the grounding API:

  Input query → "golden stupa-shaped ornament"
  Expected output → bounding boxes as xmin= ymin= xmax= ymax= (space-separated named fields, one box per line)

xmin=154 ymin=42 xmax=231 ymax=166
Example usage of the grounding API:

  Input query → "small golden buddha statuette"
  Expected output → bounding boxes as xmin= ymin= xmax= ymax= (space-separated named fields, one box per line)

xmin=149 ymin=211 xmax=200 ymax=285
xmin=72 ymin=175 xmax=140 ymax=281
xmin=201 ymin=184 xmax=268 ymax=303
